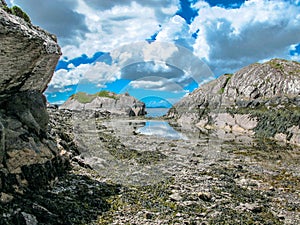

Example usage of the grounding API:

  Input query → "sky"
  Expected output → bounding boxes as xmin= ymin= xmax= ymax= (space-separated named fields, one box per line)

xmin=7 ymin=0 xmax=300 ymax=106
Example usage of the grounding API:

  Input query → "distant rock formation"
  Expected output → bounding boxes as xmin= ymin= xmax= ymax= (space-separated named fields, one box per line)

xmin=168 ymin=59 xmax=300 ymax=145
xmin=61 ymin=91 xmax=146 ymax=117
xmin=0 ymin=4 xmax=67 ymax=193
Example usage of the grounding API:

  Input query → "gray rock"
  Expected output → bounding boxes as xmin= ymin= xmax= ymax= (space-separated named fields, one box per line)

xmin=21 ymin=212 xmax=38 ymax=225
xmin=0 ymin=7 xmax=61 ymax=100
xmin=170 ymin=192 xmax=183 ymax=201
xmin=169 ymin=59 xmax=300 ymax=145
xmin=0 ymin=5 xmax=69 ymax=192
xmin=60 ymin=92 xmax=146 ymax=117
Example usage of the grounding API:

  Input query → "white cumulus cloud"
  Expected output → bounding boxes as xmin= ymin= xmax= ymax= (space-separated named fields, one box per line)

xmin=190 ymin=0 xmax=300 ymax=75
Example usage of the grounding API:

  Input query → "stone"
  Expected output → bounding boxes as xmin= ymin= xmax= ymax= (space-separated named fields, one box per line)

xmin=197 ymin=192 xmax=212 ymax=202
xmin=21 ymin=212 xmax=38 ymax=225
xmin=235 ymin=114 xmax=258 ymax=130
xmin=274 ymin=133 xmax=287 ymax=142
xmin=288 ymin=126 xmax=300 ymax=146
xmin=170 ymin=192 xmax=183 ymax=201
xmin=6 ymin=147 xmax=54 ymax=174
xmin=0 ymin=192 xmax=13 ymax=203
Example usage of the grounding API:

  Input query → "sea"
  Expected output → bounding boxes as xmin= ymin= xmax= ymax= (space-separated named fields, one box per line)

xmin=145 ymin=108 xmax=170 ymax=118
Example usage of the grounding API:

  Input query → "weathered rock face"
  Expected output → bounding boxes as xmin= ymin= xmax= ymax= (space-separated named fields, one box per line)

xmin=0 ymin=7 xmax=61 ymax=100
xmin=61 ymin=92 xmax=146 ymax=117
xmin=168 ymin=59 xmax=300 ymax=145
xmin=0 ymin=4 xmax=67 ymax=193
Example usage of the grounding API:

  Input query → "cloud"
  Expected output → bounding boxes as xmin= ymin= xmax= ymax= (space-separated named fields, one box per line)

xmin=61 ymin=1 xmax=179 ymax=59
xmin=156 ymin=15 xmax=194 ymax=49
xmin=9 ymin=0 xmax=179 ymax=60
xmin=84 ymin=0 xmax=179 ymax=21
xmin=19 ymin=0 xmax=300 ymax=102
xmin=190 ymin=0 xmax=300 ymax=75
xmin=12 ymin=0 xmax=89 ymax=46
xmin=49 ymin=41 xmax=214 ymax=96
xmin=48 ymin=62 xmax=120 ymax=92
xmin=129 ymin=77 xmax=184 ymax=92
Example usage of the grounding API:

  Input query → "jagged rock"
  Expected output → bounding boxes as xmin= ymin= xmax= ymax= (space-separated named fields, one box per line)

xmin=169 ymin=59 xmax=300 ymax=145
xmin=223 ymin=59 xmax=300 ymax=104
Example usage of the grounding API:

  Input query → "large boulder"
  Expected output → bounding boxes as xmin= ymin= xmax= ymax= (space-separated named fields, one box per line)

xmin=0 ymin=4 xmax=68 ymax=192
xmin=0 ymin=6 xmax=60 ymax=100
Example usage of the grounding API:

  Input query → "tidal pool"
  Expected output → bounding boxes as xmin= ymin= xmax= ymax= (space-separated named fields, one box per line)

xmin=137 ymin=120 xmax=187 ymax=140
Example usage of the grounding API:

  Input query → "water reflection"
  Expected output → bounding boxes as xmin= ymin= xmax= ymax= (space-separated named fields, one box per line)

xmin=137 ymin=121 xmax=187 ymax=140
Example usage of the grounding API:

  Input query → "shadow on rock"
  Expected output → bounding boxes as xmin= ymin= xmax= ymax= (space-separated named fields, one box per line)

xmin=0 ymin=173 xmax=121 ymax=225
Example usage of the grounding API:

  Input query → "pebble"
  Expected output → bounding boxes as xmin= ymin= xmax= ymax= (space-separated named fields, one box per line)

xmin=170 ymin=193 xmax=183 ymax=201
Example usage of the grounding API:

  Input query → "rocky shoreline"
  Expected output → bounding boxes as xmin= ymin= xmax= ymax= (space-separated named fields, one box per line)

xmin=1 ymin=1 xmax=300 ymax=224
xmin=3 ymin=107 xmax=299 ymax=224
xmin=167 ymin=59 xmax=300 ymax=146
xmin=12 ymin=108 xmax=297 ymax=225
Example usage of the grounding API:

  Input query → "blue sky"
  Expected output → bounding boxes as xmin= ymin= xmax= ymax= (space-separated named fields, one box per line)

xmin=7 ymin=0 xmax=300 ymax=106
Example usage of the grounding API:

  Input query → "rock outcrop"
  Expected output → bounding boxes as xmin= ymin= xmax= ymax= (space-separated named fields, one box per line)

xmin=61 ymin=91 xmax=146 ymax=117
xmin=168 ymin=59 xmax=300 ymax=145
xmin=0 ymin=4 xmax=67 ymax=194
xmin=0 ymin=0 xmax=5 ymax=7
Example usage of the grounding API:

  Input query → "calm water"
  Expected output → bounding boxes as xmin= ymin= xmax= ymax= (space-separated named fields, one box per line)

xmin=137 ymin=121 xmax=187 ymax=140
xmin=146 ymin=108 xmax=170 ymax=118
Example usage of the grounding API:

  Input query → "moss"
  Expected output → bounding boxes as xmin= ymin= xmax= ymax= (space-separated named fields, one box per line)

xmin=227 ymin=105 xmax=300 ymax=139
xmin=96 ymin=121 xmax=166 ymax=164
xmin=71 ymin=91 xmax=119 ymax=104
xmin=97 ymin=90 xmax=119 ymax=99
xmin=96 ymin=177 xmax=203 ymax=224
xmin=199 ymin=163 xmax=282 ymax=224
xmin=2 ymin=5 xmax=12 ymax=13
xmin=218 ymin=87 xmax=225 ymax=94
xmin=2 ymin=5 xmax=31 ymax=23
xmin=70 ymin=92 xmax=96 ymax=104
xmin=254 ymin=108 xmax=300 ymax=138
xmin=11 ymin=6 xmax=31 ymax=23
xmin=268 ymin=59 xmax=286 ymax=72
xmin=218 ymin=74 xmax=233 ymax=94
